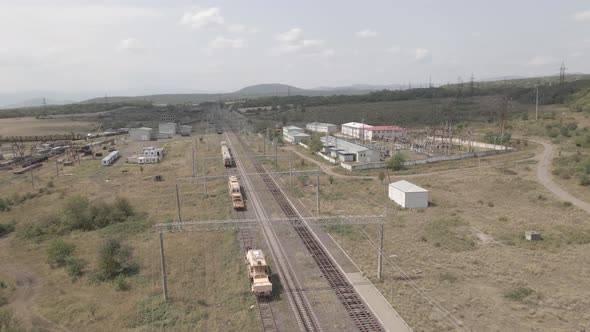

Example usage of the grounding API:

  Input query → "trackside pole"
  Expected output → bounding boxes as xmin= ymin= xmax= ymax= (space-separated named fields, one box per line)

xmin=159 ymin=232 xmax=168 ymax=302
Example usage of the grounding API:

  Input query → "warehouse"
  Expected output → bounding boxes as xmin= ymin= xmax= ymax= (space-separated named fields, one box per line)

xmin=388 ymin=180 xmax=429 ymax=208
xmin=129 ymin=127 xmax=155 ymax=141
xmin=159 ymin=122 xmax=177 ymax=138
xmin=306 ymin=122 xmax=338 ymax=134
xmin=341 ymin=122 xmax=373 ymax=139
xmin=364 ymin=125 xmax=407 ymax=141
xmin=282 ymin=126 xmax=310 ymax=144
xmin=320 ymin=136 xmax=380 ymax=163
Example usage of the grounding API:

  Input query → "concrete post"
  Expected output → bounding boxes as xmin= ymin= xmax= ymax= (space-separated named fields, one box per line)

xmin=316 ymin=175 xmax=320 ymax=215
xmin=159 ymin=232 xmax=168 ymax=302
xmin=378 ymin=223 xmax=384 ymax=280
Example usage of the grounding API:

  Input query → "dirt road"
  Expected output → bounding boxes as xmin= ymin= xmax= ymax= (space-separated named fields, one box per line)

xmin=529 ymin=138 xmax=590 ymax=214
xmin=0 ymin=235 xmax=70 ymax=332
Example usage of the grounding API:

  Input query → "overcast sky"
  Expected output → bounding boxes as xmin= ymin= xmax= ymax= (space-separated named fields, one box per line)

xmin=1 ymin=0 xmax=589 ymax=96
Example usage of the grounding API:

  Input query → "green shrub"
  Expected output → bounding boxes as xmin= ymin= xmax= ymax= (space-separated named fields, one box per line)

xmin=64 ymin=256 xmax=87 ymax=280
xmin=0 ymin=220 xmax=15 ymax=237
xmin=47 ymin=239 xmax=76 ymax=268
xmin=503 ymin=287 xmax=540 ymax=303
xmin=387 ymin=153 xmax=406 ymax=171
xmin=114 ymin=275 xmax=131 ymax=292
xmin=136 ymin=296 xmax=177 ymax=327
xmin=96 ymin=238 xmax=138 ymax=281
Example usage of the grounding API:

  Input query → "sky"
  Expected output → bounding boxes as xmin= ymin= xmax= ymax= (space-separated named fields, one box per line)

xmin=1 ymin=0 xmax=589 ymax=98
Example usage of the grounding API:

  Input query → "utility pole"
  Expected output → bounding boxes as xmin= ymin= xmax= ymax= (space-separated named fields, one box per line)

xmin=203 ymin=158 xmax=208 ymax=197
xmin=377 ymin=222 xmax=384 ymax=280
xmin=289 ymin=158 xmax=293 ymax=187
xmin=55 ymin=160 xmax=59 ymax=177
xmin=30 ymin=166 xmax=35 ymax=190
xmin=175 ymin=184 xmax=183 ymax=226
xmin=535 ymin=86 xmax=539 ymax=121
xmin=316 ymin=175 xmax=320 ymax=215
xmin=159 ymin=232 xmax=168 ymax=302
xmin=192 ymin=148 xmax=196 ymax=177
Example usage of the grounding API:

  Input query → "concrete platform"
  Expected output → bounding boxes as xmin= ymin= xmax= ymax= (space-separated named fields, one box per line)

xmin=346 ymin=272 xmax=413 ymax=332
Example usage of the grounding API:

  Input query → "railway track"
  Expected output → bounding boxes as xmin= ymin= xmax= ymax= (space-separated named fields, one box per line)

xmin=228 ymin=124 xmax=384 ymax=332
xmin=225 ymin=154 xmax=281 ymax=332
xmin=223 ymin=129 xmax=321 ymax=332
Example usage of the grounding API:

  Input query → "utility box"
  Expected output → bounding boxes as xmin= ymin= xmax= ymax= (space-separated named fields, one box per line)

xmin=525 ymin=231 xmax=542 ymax=241
xmin=388 ymin=180 xmax=429 ymax=208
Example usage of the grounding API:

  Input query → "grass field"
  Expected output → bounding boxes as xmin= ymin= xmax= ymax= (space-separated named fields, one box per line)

xmin=0 ymin=132 xmax=267 ymax=331
xmin=0 ymin=117 xmax=96 ymax=136
xmin=282 ymin=140 xmax=590 ymax=331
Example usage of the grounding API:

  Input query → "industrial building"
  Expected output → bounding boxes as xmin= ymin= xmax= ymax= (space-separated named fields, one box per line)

xmin=126 ymin=156 xmax=160 ymax=164
xmin=129 ymin=127 xmax=155 ymax=141
xmin=283 ymin=126 xmax=310 ymax=144
xmin=320 ymin=136 xmax=380 ymax=163
xmin=388 ymin=180 xmax=429 ymax=208
xmin=364 ymin=126 xmax=407 ymax=141
xmin=306 ymin=122 xmax=338 ymax=134
xmin=158 ymin=122 xmax=177 ymax=138
xmin=341 ymin=122 xmax=373 ymax=140
xmin=179 ymin=125 xmax=192 ymax=136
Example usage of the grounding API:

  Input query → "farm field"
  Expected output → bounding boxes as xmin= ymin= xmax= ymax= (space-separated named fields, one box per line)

xmin=0 ymin=116 xmax=96 ymax=136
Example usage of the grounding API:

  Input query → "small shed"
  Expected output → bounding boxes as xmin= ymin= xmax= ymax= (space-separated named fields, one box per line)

xmin=388 ymin=180 xmax=429 ymax=208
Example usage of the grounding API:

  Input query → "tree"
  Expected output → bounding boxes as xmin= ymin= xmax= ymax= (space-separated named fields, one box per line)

xmin=378 ymin=171 xmax=386 ymax=183
xmin=387 ymin=153 xmax=406 ymax=171
xmin=308 ymin=135 xmax=323 ymax=153
xmin=96 ymin=238 xmax=138 ymax=280
xmin=47 ymin=239 xmax=76 ymax=268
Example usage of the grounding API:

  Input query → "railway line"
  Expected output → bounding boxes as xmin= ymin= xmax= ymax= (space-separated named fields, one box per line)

xmin=225 ymin=128 xmax=322 ymax=332
xmin=225 ymin=122 xmax=384 ymax=332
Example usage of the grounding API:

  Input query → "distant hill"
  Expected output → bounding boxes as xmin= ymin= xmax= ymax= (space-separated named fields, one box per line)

xmin=0 ymin=97 xmax=75 ymax=109
xmin=81 ymin=83 xmax=372 ymax=105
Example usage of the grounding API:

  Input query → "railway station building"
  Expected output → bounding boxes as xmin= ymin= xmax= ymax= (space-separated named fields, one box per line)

xmin=283 ymin=126 xmax=310 ymax=144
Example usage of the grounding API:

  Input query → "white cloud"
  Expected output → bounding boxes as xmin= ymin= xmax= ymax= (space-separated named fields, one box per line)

xmin=386 ymin=45 xmax=401 ymax=54
xmin=303 ymin=49 xmax=335 ymax=58
xmin=179 ymin=7 xmax=224 ymax=29
xmin=526 ymin=55 xmax=559 ymax=66
xmin=206 ymin=37 xmax=246 ymax=50
xmin=471 ymin=32 xmax=481 ymax=37
xmin=228 ymin=24 xmax=258 ymax=34
xmin=573 ymin=10 xmax=590 ymax=22
xmin=276 ymin=28 xmax=304 ymax=43
xmin=355 ymin=29 xmax=378 ymax=38
xmin=272 ymin=28 xmax=326 ymax=56
xmin=117 ymin=38 xmax=144 ymax=53
xmin=414 ymin=48 xmax=431 ymax=61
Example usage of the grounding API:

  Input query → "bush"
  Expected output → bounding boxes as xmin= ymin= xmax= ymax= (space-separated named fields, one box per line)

xmin=96 ymin=238 xmax=138 ymax=281
xmin=580 ymin=175 xmax=590 ymax=186
xmin=386 ymin=153 xmax=406 ymax=171
xmin=0 ymin=220 xmax=15 ymax=237
xmin=47 ymin=239 xmax=76 ymax=268
xmin=0 ymin=198 xmax=10 ymax=212
xmin=328 ymin=176 xmax=334 ymax=185
xmin=503 ymin=287 xmax=540 ymax=303
xmin=114 ymin=275 xmax=131 ymax=292
xmin=64 ymin=256 xmax=87 ymax=280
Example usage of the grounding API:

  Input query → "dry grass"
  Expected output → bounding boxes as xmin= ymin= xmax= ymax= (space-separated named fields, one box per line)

xmin=286 ymin=146 xmax=590 ymax=331
xmin=0 ymin=116 xmax=95 ymax=136
xmin=0 ymin=133 xmax=265 ymax=331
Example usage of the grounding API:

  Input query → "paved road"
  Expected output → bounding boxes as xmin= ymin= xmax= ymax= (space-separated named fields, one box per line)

xmin=529 ymin=138 xmax=590 ymax=214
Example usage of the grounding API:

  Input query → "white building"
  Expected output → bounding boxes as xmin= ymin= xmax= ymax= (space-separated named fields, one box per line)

xmin=341 ymin=122 xmax=373 ymax=139
xmin=179 ymin=125 xmax=192 ymax=136
xmin=320 ymin=136 xmax=380 ymax=163
xmin=143 ymin=147 xmax=165 ymax=158
xmin=364 ymin=126 xmax=407 ymax=141
xmin=306 ymin=122 xmax=338 ymax=134
xmin=129 ymin=127 xmax=155 ymax=141
xmin=159 ymin=122 xmax=177 ymax=138
xmin=101 ymin=150 xmax=121 ymax=166
xmin=388 ymin=180 xmax=429 ymax=208
xmin=283 ymin=126 xmax=310 ymax=144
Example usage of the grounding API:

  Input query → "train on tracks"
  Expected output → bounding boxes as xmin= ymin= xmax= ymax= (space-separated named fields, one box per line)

xmin=228 ymin=175 xmax=245 ymax=210
xmin=245 ymin=249 xmax=272 ymax=297
xmin=220 ymin=141 xmax=234 ymax=167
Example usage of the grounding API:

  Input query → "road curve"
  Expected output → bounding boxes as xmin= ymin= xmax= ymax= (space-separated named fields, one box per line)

xmin=529 ymin=138 xmax=590 ymax=214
